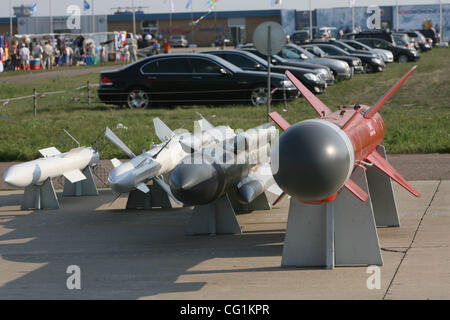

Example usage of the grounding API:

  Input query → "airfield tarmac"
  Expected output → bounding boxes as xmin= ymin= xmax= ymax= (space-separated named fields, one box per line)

xmin=0 ymin=178 xmax=448 ymax=299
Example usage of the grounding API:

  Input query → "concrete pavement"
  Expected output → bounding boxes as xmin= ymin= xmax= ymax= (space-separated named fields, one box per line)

xmin=0 ymin=180 xmax=448 ymax=299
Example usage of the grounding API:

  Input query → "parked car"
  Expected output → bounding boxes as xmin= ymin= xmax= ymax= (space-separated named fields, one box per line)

xmin=98 ymin=53 xmax=299 ymax=108
xmin=204 ymin=50 xmax=327 ymax=94
xmin=291 ymin=30 xmax=311 ymax=45
xmin=392 ymin=33 xmax=416 ymax=50
xmin=169 ymin=35 xmax=189 ymax=48
xmin=281 ymin=44 xmax=353 ymax=80
xmin=355 ymin=38 xmax=420 ymax=62
xmin=213 ymin=34 xmax=232 ymax=47
xmin=302 ymin=44 xmax=364 ymax=73
xmin=242 ymin=48 xmax=335 ymax=85
xmin=343 ymin=31 xmax=396 ymax=45
xmin=304 ymin=43 xmax=385 ymax=73
xmin=341 ymin=39 xmax=394 ymax=63
xmin=420 ymin=29 xmax=440 ymax=46
xmin=399 ymin=31 xmax=432 ymax=52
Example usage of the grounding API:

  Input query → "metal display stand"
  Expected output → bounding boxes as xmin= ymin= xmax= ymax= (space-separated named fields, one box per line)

xmin=366 ymin=145 xmax=400 ymax=227
xmin=22 ymin=178 xmax=60 ymax=210
xmin=281 ymin=166 xmax=383 ymax=269
xmin=126 ymin=182 xmax=172 ymax=209
xmin=186 ymin=194 xmax=242 ymax=236
xmin=63 ymin=166 xmax=99 ymax=197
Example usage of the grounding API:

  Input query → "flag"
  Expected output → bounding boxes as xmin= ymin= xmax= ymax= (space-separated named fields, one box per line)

xmin=270 ymin=0 xmax=282 ymax=7
xmin=84 ymin=0 xmax=91 ymax=11
xmin=29 ymin=3 xmax=37 ymax=14
xmin=186 ymin=0 xmax=193 ymax=9
xmin=348 ymin=0 xmax=355 ymax=8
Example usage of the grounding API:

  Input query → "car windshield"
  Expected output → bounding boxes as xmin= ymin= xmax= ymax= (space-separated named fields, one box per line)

xmin=311 ymin=46 xmax=327 ymax=56
xmin=273 ymin=55 xmax=287 ymax=63
xmin=349 ymin=41 xmax=371 ymax=51
xmin=208 ymin=55 xmax=243 ymax=73
xmin=336 ymin=41 xmax=355 ymax=52
xmin=285 ymin=45 xmax=315 ymax=60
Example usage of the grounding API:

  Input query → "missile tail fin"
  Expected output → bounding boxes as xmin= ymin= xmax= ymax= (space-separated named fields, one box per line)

xmin=366 ymin=150 xmax=421 ymax=197
xmin=111 ymin=158 xmax=122 ymax=168
xmin=105 ymin=127 xmax=136 ymax=159
xmin=39 ymin=147 xmax=61 ymax=157
xmin=153 ymin=117 xmax=175 ymax=142
xmin=364 ymin=65 xmax=417 ymax=118
xmin=63 ymin=169 xmax=87 ymax=183
xmin=343 ymin=178 xmax=369 ymax=202
xmin=153 ymin=176 xmax=183 ymax=205
xmin=285 ymin=70 xmax=332 ymax=118
xmin=272 ymin=191 xmax=287 ymax=206
xmin=268 ymin=112 xmax=291 ymax=131
xmin=136 ymin=183 xmax=150 ymax=194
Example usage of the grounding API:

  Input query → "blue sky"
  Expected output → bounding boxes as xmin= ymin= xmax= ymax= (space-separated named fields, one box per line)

xmin=7 ymin=0 xmax=446 ymax=16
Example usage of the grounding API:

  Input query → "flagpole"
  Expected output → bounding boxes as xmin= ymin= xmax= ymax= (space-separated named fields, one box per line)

xmin=191 ymin=0 xmax=194 ymax=44
xmin=396 ymin=0 xmax=399 ymax=32
xmin=132 ymin=0 xmax=136 ymax=36
xmin=9 ymin=0 xmax=12 ymax=39
xmin=352 ymin=3 xmax=355 ymax=33
xmin=309 ymin=0 xmax=312 ymax=40
xmin=49 ymin=0 xmax=53 ymax=34
xmin=440 ymin=0 xmax=443 ymax=45
xmin=92 ymin=0 xmax=95 ymax=33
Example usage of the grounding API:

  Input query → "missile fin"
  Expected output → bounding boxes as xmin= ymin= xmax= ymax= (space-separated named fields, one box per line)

xmin=153 ymin=118 xmax=175 ymax=142
xmin=154 ymin=176 xmax=183 ymax=205
xmin=268 ymin=112 xmax=291 ymax=131
xmin=285 ymin=70 xmax=333 ymax=118
xmin=136 ymin=183 xmax=150 ymax=194
xmin=366 ymin=150 xmax=421 ymax=197
xmin=39 ymin=147 xmax=61 ymax=157
xmin=195 ymin=112 xmax=215 ymax=131
xmin=111 ymin=158 xmax=122 ymax=168
xmin=105 ymin=127 xmax=136 ymax=159
xmin=272 ymin=191 xmax=287 ymax=206
xmin=343 ymin=178 xmax=369 ymax=202
xmin=63 ymin=169 xmax=87 ymax=183
xmin=364 ymin=65 xmax=417 ymax=118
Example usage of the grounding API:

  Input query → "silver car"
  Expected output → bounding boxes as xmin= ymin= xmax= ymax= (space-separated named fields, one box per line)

xmin=282 ymin=44 xmax=353 ymax=80
xmin=170 ymin=35 xmax=189 ymax=48
xmin=342 ymin=39 xmax=394 ymax=63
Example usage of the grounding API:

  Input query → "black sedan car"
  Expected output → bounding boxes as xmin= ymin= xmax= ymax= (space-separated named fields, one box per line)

xmin=203 ymin=50 xmax=327 ymax=94
xmin=98 ymin=53 xmax=299 ymax=108
xmin=355 ymin=38 xmax=420 ymax=62
xmin=242 ymin=48 xmax=335 ymax=85
xmin=303 ymin=43 xmax=385 ymax=73
xmin=301 ymin=44 xmax=363 ymax=73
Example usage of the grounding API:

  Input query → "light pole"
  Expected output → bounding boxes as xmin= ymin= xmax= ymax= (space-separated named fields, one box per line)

xmin=132 ymin=0 xmax=136 ymax=36
xmin=49 ymin=0 xmax=53 ymax=33
xmin=92 ymin=0 xmax=95 ymax=33
xmin=396 ymin=0 xmax=399 ymax=32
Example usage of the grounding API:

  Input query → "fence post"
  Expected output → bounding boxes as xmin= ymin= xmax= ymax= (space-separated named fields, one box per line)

xmin=87 ymin=80 xmax=91 ymax=105
xmin=33 ymin=88 xmax=37 ymax=118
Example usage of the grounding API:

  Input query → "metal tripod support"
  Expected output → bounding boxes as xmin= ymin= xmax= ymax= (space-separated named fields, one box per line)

xmin=282 ymin=165 xmax=389 ymax=269
xmin=126 ymin=181 xmax=172 ymax=209
xmin=186 ymin=194 xmax=242 ymax=236
xmin=63 ymin=166 xmax=99 ymax=197
xmin=22 ymin=178 xmax=60 ymax=210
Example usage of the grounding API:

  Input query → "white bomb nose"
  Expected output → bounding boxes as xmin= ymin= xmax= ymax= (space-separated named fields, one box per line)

xmin=2 ymin=164 xmax=36 ymax=188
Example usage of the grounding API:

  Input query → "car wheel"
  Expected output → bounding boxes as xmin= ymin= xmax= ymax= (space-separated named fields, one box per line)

xmin=127 ymin=88 xmax=150 ymax=109
xmin=250 ymin=87 xmax=269 ymax=107
xmin=363 ymin=63 xmax=374 ymax=73
xmin=398 ymin=55 xmax=408 ymax=63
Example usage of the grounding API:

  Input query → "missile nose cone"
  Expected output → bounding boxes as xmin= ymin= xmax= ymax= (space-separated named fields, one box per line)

xmin=271 ymin=120 xmax=354 ymax=202
xmin=169 ymin=163 xmax=220 ymax=205
xmin=108 ymin=171 xmax=135 ymax=194
xmin=239 ymin=185 xmax=257 ymax=204
xmin=2 ymin=165 xmax=35 ymax=188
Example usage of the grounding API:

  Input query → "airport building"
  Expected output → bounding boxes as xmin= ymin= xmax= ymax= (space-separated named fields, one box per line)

xmin=0 ymin=4 xmax=448 ymax=46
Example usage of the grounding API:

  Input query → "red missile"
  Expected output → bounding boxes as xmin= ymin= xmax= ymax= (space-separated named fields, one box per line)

xmin=270 ymin=66 xmax=421 ymax=205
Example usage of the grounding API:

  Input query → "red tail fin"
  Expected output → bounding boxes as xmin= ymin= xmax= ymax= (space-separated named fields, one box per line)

xmin=272 ymin=192 xmax=287 ymax=206
xmin=285 ymin=71 xmax=332 ymax=118
xmin=268 ymin=112 xmax=291 ymax=131
xmin=364 ymin=65 xmax=417 ymax=119
xmin=344 ymin=178 xmax=369 ymax=202
xmin=366 ymin=150 xmax=421 ymax=197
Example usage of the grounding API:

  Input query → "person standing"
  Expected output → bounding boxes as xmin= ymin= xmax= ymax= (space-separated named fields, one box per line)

xmin=162 ymin=39 xmax=170 ymax=54
xmin=43 ymin=42 xmax=53 ymax=70
xmin=130 ymin=40 xmax=138 ymax=62
xmin=19 ymin=43 xmax=30 ymax=71
xmin=152 ymin=39 xmax=160 ymax=55
xmin=33 ymin=42 xmax=43 ymax=60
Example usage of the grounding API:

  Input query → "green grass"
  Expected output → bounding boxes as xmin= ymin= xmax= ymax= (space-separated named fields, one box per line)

xmin=0 ymin=47 xmax=449 ymax=161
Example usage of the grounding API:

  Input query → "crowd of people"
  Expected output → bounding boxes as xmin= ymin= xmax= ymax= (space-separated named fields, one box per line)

xmin=0 ymin=31 xmax=177 ymax=73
